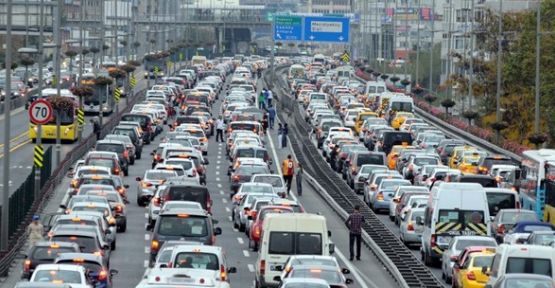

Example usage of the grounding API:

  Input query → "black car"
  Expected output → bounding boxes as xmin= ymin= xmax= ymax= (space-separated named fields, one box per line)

xmin=158 ymin=179 xmax=212 ymax=213
xmin=380 ymin=131 xmax=413 ymax=155
xmin=120 ymin=113 xmax=154 ymax=143
xmin=95 ymin=140 xmax=130 ymax=173
xmin=22 ymin=241 xmax=80 ymax=279
xmin=49 ymin=230 xmax=111 ymax=266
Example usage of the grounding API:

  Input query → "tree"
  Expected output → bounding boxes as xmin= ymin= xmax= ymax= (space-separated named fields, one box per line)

xmin=440 ymin=98 xmax=456 ymax=114
xmin=462 ymin=110 xmax=479 ymax=126
xmin=65 ymin=50 xmax=78 ymax=74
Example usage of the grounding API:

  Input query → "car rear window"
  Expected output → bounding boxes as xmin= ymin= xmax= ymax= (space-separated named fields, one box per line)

xmin=486 ymin=192 xmax=516 ymax=216
xmin=32 ymin=247 xmax=77 ymax=260
xmin=506 ymin=257 xmax=552 ymax=276
xmin=269 ymin=232 xmax=322 ymax=255
xmin=51 ymin=236 xmax=98 ymax=253
xmin=253 ymin=176 xmax=282 ymax=187
xmin=121 ymin=115 xmax=148 ymax=127
xmin=33 ymin=270 xmax=82 ymax=284
xmin=167 ymin=186 xmax=208 ymax=208
xmin=96 ymin=143 xmax=124 ymax=153
xmin=157 ymin=215 xmax=209 ymax=237
xmin=174 ymin=252 xmax=219 ymax=270
xmin=357 ymin=154 xmax=384 ymax=166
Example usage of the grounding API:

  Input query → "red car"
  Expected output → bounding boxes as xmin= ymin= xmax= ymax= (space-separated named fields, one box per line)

xmin=248 ymin=206 xmax=293 ymax=251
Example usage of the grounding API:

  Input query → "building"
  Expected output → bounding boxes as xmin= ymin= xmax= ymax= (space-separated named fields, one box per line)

xmin=309 ymin=0 xmax=353 ymax=14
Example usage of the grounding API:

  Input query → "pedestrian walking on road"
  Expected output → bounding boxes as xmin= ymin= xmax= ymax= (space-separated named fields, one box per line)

xmin=267 ymin=105 xmax=276 ymax=129
xmin=258 ymin=90 xmax=266 ymax=110
xmin=27 ymin=215 xmax=44 ymax=246
xmin=281 ymin=123 xmax=289 ymax=148
xmin=262 ymin=114 xmax=268 ymax=134
xmin=277 ymin=123 xmax=283 ymax=149
xmin=282 ymin=154 xmax=295 ymax=195
xmin=267 ymin=89 xmax=274 ymax=107
xmin=345 ymin=205 xmax=364 ymax=261
xmin=91 ymin=118 xmax=101 ymax=140
xmin=296 ymin=163 xmax=303 ymax=196
xmin=215 ymin=117 xmax=225 ymax=143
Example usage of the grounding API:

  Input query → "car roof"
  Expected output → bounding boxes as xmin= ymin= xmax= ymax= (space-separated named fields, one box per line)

xmin=159 ymin=207 xmax=208 ymax=217
xmin=54 ymin=252 xmax=103 ymax=263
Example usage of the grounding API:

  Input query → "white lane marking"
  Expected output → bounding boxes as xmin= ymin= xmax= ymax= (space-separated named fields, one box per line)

xmin=216 ymin=177 xmax=221 ymax=181
xmin=222 ymin=198 xmax=228 ymax=203
xmin=233 ymin=228 xmax=238 ymax=232
xmin=145 ymin=247 xmax=150 ymax=254
xmin=248 ymin=264 xmax=255 ymax=273
xmin=228 ymin=216 xmax=233 ymax=222
xmin=220 ymin=190 xmax=224 ymax=195
xmin=333 ymin=244 xmax=376 ymax=288
xmin=225 ymin=207 xmax=231 ymax=212
xmin=217 ymin=183 xmax=222 ymax=188
xmin=144 ymin=213 xmax=148 ymax=219
xmin=216 ymin=165 xmax=220 ymax=170
xmin=145 ymin=234 xmax=150 ymax=241
xmin=217 ymin=155 xmax=222 ymax=159
xmin=216 ymin=171 xmax=220 ymax=175
xmin=144 ymin=260 xmax=149 ymax=268
xmin=217 ymin=160 xmax=221 ymax=164
xmin=243 ymin=250 xmax=250 ymax=257
xmin=237 ymin=237 xmax=244 ymax=244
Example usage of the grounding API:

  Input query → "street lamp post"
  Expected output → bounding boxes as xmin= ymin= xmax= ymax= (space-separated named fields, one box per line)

xmin=534 ymin=2 xmax=541 ymax=133
xmin=495 ymin=0 xmax=503 ymax=125
xmin=428 ymin=0 xmax=435 ymax=93
xmin=54 ymin=0 xmax=63 ymax=166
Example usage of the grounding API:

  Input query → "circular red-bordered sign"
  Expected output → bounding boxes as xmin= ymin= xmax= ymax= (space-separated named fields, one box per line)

xmin=29 ymin=99 xmax=53 ymax=125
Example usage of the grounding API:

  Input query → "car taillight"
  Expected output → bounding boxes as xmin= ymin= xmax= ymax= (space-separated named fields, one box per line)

xmin=117 ymin=186 xmax=125 ymax=195
xmin=70 ymin=179 xmax=78 ymax=188
xmin=408 ymin=164 xmax=414 ymax=171
xmin=407 ymin=222 xmax=414 ymax=231
xmin=220 ymin=265 xmax=227 ymax=281
xmin=151 ymin=240 xmax=159 ymax=252
xmin=94 ymin=250 xmax=103 ymax=257
xmin=450 ymin=255 xmax=458 ymax=261
xmin=260 ymin=260 xmax=265 ymax=276
xmin=431 ymin=235 xmax=437 ymax=247
xmin=98 ymin=270 xmax=108 ymax=281
xmin=115 ymin=205 xmax=123 ymax=213
xmin=254 ymin=225 xmax=261 ymax=238
xmin=142 ymin=182 xmax=153 ymax=188
xmin=155 ymin=154 xmax=161 ymax=161
xmin=23 ymin=260 xmax=31 ymax=272
xmin=200 ymin=138 xmax=208 ymax=143
xmin=497 ymin=224 xmax=505 ymax=235
xmin=232 ymin=175 xmax=240 ymax=182
xmin=152 ymin=197 xmax=161 ymax=207
xmin=113 ymin=168 xmax=120 ymax=175
xmin=466 ymin=271 xmax=476 ymax=280
xmin=376 ymin=192 xmax=384 ymax=201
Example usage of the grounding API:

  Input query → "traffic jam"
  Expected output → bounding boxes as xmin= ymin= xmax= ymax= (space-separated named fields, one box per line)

xmin=14 ymin=52 xmax=555 ymax=288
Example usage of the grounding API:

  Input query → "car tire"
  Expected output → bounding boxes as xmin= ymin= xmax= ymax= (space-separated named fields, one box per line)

xmin=389 ymin=215 xmax=395 ymax=222
xmin=239 ymin=223 xmax=245 ymax=232
xmin=111 ymin=240 xmax=116 ymax=250
xmin=121 ymin=221 xmax=127 ymax=233
xmin=130 ymin=157 xmax=135 ymax=165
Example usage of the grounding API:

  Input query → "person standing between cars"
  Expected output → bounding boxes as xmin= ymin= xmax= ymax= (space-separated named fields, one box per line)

xmin=277 ymin=123 xmax=283 ymax=149
xmin=258 ymin=90 xmax=266 ymax=110
xmin=267 ymin=105 xmax=276 ymax=129
xmin=282 ymin=155 xmax=295 ymax=195
xmin=296 ymin=163 xmax=303 ymax=196
xmin=215 ymin=117 xmax=225 ymax=143
xmin=91 ymin=118 xmax=101 ymax=140
xmin=27 ymin=215 xmax=44 ymax=246
xmin=282 ymin=123 xmax=289 ymax=148
xmin=267 ymin=89 xmax=273 ymax=107
xmin=345 ymin=205 xmax=364 ymax=261
xmin=261 ymin=114 xmax=268 ymax=134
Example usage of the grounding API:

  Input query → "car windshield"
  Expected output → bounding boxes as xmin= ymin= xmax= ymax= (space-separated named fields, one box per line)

xmin=532 ymin=234 xmax=555 ymax=245
xmin=174 ymin=252 xmax=219 ymax=270
xmin=523 ymin=225 xmax=554 ymax=232
xmin=260 ymin=208 xmax=293 ymax=220
xmin=72 ymin=206 xmax=109 ymax=215
xmin=357 ymin=154 xmax=384 ymax=166
xmin=486 ymin=193 xmax=516 ymax=216
xmin=506 ymin=257 xmax=552 ymax=276
xmin=157 ymin=215 xmax=208 ymax=237
xmin=32 ymin=247 xmax=77 ymax=261
xmin=242 ymin=185 xmax=273 ymax=194
xmin=96 ymin=143 xmax=124 ymax=153
xmin=33 ymin=270 xmax=82 ymax=284
xmin=86 ymin=191 xmax=119 ymax=202
xmin=472 ymin=255 xmax=493 ymax=267
xmin=504 ymin=278 xmax=552 ymax=288
xmin=269 ymin=232 xmax=322 ymax=255
xmin=414 ymin=158 xmax=439 ymax=166
xmin=86 ymin=159 xmax=113 ymax=169
xmin=381 ymin=180 xmax=409 ymax=190
xmin=290 ymin=268 xmax=342 ymax=283
xmin=167 ymin=187 xmax=207 ymax=207
xmin=77 ymin=169 xmax=109 ymax=177
xmin=164 ymin=160 xmax=194 ymax=170
xmin=237 ymin=165 xmax=268 ymax=175
xmin=253 ymin=176 xmax=283 ymax=187
xmin=81 ymin=178 xmax=114 ymax=186
xmin=501 ymin=212 xmax=537 ymax=223
xmin=237 ymin=149 xmax=265 ymax=158
xmin=57 ymin=260 xmax=102 ymax=273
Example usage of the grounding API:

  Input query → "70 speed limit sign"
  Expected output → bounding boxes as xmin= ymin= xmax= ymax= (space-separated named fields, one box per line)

xmin=29 ymin=99 xmax=53 ymax=125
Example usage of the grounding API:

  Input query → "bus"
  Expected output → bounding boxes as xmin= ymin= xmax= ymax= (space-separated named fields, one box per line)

xmin=191 ymin=55 xmax=207 ymax=67
xmin=81 ymin=71 xmax=114 ymax=115
xmin=29 ymin=89 xmax=80 ymax=142
xmin=543 ymin=161 xmax=555 ymax=225
xmin=520 ymin=149 xmax=555 ymax=221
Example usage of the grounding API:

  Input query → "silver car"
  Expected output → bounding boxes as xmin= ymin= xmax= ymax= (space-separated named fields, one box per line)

xmin=440 ymin=235 xmax=498 ymax=283
xmin=399 ymin=208 xmax=425 ymax=246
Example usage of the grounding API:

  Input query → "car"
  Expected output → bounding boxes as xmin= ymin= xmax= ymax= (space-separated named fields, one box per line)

xmin=54 ymin=253 xmax=118 ymax=288
xmin=49 ymin=229 xmax=111 ymax=265
xmin=352 ymin=164 xmax=387 ymax=194
xmin=441 ymin=236 xmax=498 ymax=283
xmin=149 ymin=207 xmax=222 ymax=265
xmin=503 ymin=221 xmax=554 ymax=244
xmin=95 ymin=140 xmax=130 ymax=173
xmin=68 ymin=165 xmax=112 ymax=189
xmin=14 ymin=282 xmax=75 ymax=288
xmin=278 ymin=278 xmax=331 ymax=288
xmin=165 ymin=244 xmax=237 ymax=281
xmin=248 ymin=205 xmax=294 ymax=251
xmin=388 ymin=185 xmax=429 ymax=221
xmin=399 ymin=208 xmax=425 ymax=246
xmin=54 ymin=213 xmax=117 ymax=250
xmin=21 ymin=241 xmax=81 ymax=280
xmin=368 ymin=179 xmax=411 ymax=212
xmin=278 ymin=255 xmax=347 ymax=281
xmin=163 ymin=158 xmax=200 ymax=183
xmin=104 ymin=134 xmax=140 ymax=161
xmin=232 ymin=191 xmax=277 ymax=232
xmin=525 ymin=230 xmax=555 ymax=246
xmin=452 ymin=249 xmax=495 ymax=288
xmin=250 ymin=174 xmax=287 ymax=198
xmin=137 ymin=268 xmax=231 ymax=288
xmin=485 ymin=273 xmax=554 ymax=288
xmin=135 ymin=169 xmax=178 ymax=206
xmin=229 ymin=163 xmax=271 ymax=192
xmin=84 ymin=151 xmax=124 ymax=176
xmin=83 ymin=190 xmax=128 ymax=232
xmin=277 ymin=265 xmax=352 ymax=288
xmin=157 ymin=179 xmax=213 ymax=214
xmin=490 ymin=209 xmax=538 ymax=243
xmin=29 ymin=264 xmax=91 ymax=288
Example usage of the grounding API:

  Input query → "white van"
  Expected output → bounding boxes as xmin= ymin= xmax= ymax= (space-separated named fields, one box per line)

xmin=365 ymin=81 xmax=387 ymax=96
xmin=388 ymin=95 xmax=414 ymax=113
xmin=484 ymin=188 xmax=520 ymax=219
xmin=255 ymin=213 xmax=334 ymax=288
xmin=486 ymin=244 xmax=555 ymax=286
xmin=421 ymin=183 xmax=491 ymax=265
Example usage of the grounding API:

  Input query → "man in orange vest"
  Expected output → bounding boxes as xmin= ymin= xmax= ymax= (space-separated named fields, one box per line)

xmin=282 ymin=154 xmax=295 ymax=195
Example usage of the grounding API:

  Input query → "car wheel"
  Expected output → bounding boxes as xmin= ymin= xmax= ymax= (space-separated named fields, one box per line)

xmin=111 ymin=240 xmax=116 ymax=250
xmin=389 ymin=215 xmax=395 ymax=222
xmin=130 ymin=157 xmax=135 ymax=165
xmin=121 ymin=221 xmax=127 ymax=233
xmin=239 ymin=223 xmax=245 ymax=232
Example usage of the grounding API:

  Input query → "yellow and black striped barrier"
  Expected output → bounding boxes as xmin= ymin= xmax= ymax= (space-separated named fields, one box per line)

xmin=114 ymin=87 xmax=122 ymax=103
xmin=77 ymin=108 xmax=85 ymax=125
xmin=130 ymin=73 xmax=137 ymax=88
xmin=154 ymin=66 xmax=160 ymax=76
xmin=34 ymin=145 xmax=44 ymax=168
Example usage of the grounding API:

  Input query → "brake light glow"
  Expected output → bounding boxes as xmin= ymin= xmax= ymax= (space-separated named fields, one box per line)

xmin=376 ymin=192 xmax=384 ymax=201
xmin=98 ymin=270 xmax=108 ymax=281
xmin=23 ymin=260 xmax=31 ymax=272
xmin=220 ymin=265 xmax=227 ymax=281
xmin=407 ymin=222 xmax=414 ymax=231
xmin=151 ymin=240 xmax=160 ymax=251
xmin=466 ymin=271 xmax=476 ymax=280
xmin=232 ymin=175 xmax=240 ymax=182
xmin=115 ymin=205 xmax=123 ymax=213
xmin=497 ymin=224 xmax=505 ymax=235
xmin=260 ymin=260 xmax=265 ymax=276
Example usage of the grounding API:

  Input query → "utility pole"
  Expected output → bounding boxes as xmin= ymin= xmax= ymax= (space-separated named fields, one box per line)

xmin=35 ymin=0 xmax=45 ymax=199
xmin=446 ymin=0 xmax=453 ymax=100
xmin=428 ymin=0 xmax=435 ymax=93
xmin=534 ymin=1 xmax=541 ymax=133
xmin=99 ymin=0 xmax=105 ymax=128
xmin=78 ymin=0 xmax=84 ymax=140
xmin=270 ymin=20 xmax=275 ymax=89
xmin=54 ymin=0 xmax=62 ymax=166
xmin=468 ymin=0 xmax=475 ymax=110
xmin=495 ymin=0 xmax=503 ymax=124
xmin=1 ymin=0 xmax=13 ymax=251
xmin=415 ymin=0 xmax=421 ymax=86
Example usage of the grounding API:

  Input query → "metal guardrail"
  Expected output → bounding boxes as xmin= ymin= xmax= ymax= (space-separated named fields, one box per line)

xmin=267 ymin=66 xmax=443 ymax=288
xmin=0 ymin=87 xmax=146 ymax=277
xmin=351 ymin=74 xmax=523 ymax=163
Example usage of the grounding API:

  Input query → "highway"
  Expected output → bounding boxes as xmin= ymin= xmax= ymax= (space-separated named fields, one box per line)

xmin=0 ymin=67 xmax=147 ymax=199
xmin=2 ymin=73 xmax=400 ymax=288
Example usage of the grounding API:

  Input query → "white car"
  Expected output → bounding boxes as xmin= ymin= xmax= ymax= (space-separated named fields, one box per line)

xmin=137 ymin=268 xmax=231 ymax=288
xmin=163 ymin=158 xmax=200 ymax=183
xmin=388 ymin=186 xmax=429 ymax=221
xmin=147 ymin=185 xmax=167 ymax=227
xmin=30 ymin=264 xmax=92 ymax=288
xmin=251 ymin=174 xmax=287 ymax=197
xmin=279 ymin=278 xmax=331 ymax=288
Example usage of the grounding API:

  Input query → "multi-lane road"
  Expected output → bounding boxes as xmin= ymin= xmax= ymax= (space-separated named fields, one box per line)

xmin=1 ymin=72 xmax=400 ymax=288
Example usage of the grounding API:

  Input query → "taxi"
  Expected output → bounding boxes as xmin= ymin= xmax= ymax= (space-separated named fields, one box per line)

xmin=452 ymin=250 xmax=495 ymax=288
xmin=457 ymin=151 xmax=488 ymax=175
xmin=391 ymin=112 xmax=415 ymax=130
xmin=354 ymin=111 xmax=379 ymax=135
xmin=386 ymin=144 xmax=415 ymax=170
xmin=449 ymin=146 xmax=478 ymax=168
xmin=165 ymin=244 xmax=237 ymax=281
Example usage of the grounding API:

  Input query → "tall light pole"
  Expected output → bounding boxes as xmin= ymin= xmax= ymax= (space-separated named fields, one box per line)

xmin=495 ymin=0 xmax=503 ymax=124
xmin=36 ymin=0 xmax=45 ymax=198
xmin=534 ymin=1 xmax=541 ymax=133
xmin=468 ymin=0 xmax=475 ymax=109
xmin=428 ymin=0 xmax=435 ymax=92
xmin=1 ymin=0 xmax=13 ymax=251
xmin=54 ymin=0 xmax=63 ymax=166
xmin=78 ymin=0 xmax=84 ymax=140
xmin=415 ymin=0 xmax=421 ymax=86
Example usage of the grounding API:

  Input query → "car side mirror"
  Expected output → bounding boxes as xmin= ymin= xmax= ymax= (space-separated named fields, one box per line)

xmin=345 ymin=278 xmax=354 ymax=285
xmin=159 ymin=264 xmax=168 ymax=268
xmin=135 ymin=177 xmax=142 ymax=181
xmin=214 ymin=227 xmax=222 ymax=235
xmin=227 ymin=267 xmax=237 ymax=273
xmin=342 ymin=268 xmax=350 ymax=274
xmin=329 ymin=243 xmax=335 ymax=254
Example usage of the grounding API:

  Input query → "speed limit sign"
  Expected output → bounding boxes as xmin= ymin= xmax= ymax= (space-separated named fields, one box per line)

xmin=29 ymin=99 xmax=53 ymax=125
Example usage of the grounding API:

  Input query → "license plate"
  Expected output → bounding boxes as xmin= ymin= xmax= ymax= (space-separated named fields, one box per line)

xmin=169 ymin=277 xmax=194 ymax=284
